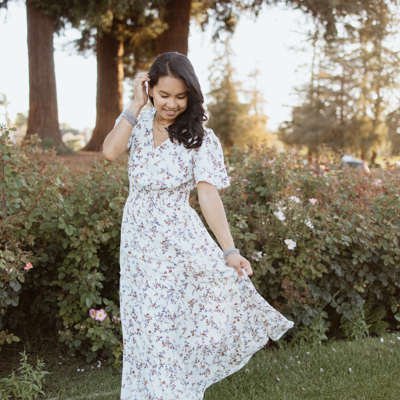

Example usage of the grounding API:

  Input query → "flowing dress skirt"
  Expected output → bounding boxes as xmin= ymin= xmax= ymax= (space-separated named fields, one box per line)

xmin=119 ymin=186 xmax=294 ymax=400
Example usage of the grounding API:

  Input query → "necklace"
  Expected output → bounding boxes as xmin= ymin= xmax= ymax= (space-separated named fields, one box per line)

xmin=153 ymin=123 xmax=169 ymax=141
xmin=153 ymin=130 xmax=169 ymax=141
xmin=153 ymin=113 xmax=171 ymax=141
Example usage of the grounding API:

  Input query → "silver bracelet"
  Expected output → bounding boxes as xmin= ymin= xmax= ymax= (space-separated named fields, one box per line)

xmin=122 ymin=109 xmax=138 ymax=127
xmin=223 ymin=248 xmax=240 ymax=260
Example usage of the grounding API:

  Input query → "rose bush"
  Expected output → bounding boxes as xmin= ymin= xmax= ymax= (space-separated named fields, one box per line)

xmin=211 ymin=146 xmax=400 ymax=340
xmin=1 ymin=130 xmax=400 ymax=363
xmin=1 ymin=130 xmax=126 ymax=363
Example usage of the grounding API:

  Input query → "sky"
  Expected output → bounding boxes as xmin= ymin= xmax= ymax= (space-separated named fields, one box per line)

xmin=0 ymin=2 xmax=314 ymax=132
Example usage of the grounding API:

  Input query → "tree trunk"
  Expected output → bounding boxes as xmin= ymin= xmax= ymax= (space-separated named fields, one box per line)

xmin=26 ymin=0 xmax=63 ymax=147
xmin=83 ymin=30 xmax=124 ymax=152
xmin=155 ymin=0 xmax=192 ymax=56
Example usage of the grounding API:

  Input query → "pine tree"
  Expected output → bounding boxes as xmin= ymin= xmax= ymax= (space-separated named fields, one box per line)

xmin=280 ymin=12 xmax=400 ymax=161
xmin=207 ymin=56 xmax=249 ymax=147
xmin=207 ymin=42 xmax=272 ymax=148
xmin=244 ymin=69 xmax=276 ymax=147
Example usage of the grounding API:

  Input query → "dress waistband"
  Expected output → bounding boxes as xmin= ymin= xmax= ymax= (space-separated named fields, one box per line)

xmin=128 ymin=186 xmax=190 ymax=207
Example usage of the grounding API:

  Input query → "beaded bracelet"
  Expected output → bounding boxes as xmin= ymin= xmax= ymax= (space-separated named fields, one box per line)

xmin=223 ymin=248 xmax=240 ymax=260
xmin=122 ymin=109 xmax=138 ymax=127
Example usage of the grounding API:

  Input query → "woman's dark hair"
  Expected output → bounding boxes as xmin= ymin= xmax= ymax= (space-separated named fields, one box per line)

xmin=148 ymin=52 xmax=207 ymax=149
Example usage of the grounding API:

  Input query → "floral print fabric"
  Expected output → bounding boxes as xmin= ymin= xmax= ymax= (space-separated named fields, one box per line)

xmin=118 ymin=108 xmax=294 ymax=400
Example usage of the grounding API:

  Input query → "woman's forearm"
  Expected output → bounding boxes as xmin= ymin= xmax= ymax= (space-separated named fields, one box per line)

xmin=103 ymin=71 xmax=149 ymax=161
xmin=197 ymin=182 xmax=235 ymax=252
xmin=102 ymin=103 xmax=141 ymax=162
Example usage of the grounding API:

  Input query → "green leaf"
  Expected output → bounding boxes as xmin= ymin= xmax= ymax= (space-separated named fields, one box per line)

xmin=86 ymin=297 xmax=93 ymax=308
xmin=66 ymin=207 xmax=74 ymax=217
xmin=24 ymin=220 xmax=33 ymax=229
xmin=65 ymin=226 xmax=75 ymax=236
xmin=9 ymin=278 xmax=22 ymax=292
xmin=13 ymin=179 xmax=23 ymax=189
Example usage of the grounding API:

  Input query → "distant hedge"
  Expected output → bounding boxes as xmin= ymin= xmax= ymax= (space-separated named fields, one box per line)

xmin=1 ymin=131 xmax=400 ymax=365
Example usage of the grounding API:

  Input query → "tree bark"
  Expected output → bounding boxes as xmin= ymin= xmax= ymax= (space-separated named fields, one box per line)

xmin=26 ymin=0 xmax=63 ymax=147
xmin=155 ymin=0 xmax=192 ymax=56
xmin=83 ymin=30 xmax=124 ymax=152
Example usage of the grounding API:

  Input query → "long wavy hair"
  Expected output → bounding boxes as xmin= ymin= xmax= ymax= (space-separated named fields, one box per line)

xmin=148 ymin=52 xmax=207 ymax=149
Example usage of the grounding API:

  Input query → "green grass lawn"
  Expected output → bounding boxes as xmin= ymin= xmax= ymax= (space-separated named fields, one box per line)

xmin=1 ymin=332 xmax=400 ymax=400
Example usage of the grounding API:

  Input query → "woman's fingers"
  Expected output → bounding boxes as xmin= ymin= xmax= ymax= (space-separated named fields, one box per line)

xmin=226 ymin=254 xmax=253 ymax=279
xmin=134 ymin=74 xmax=149 ymax=91
xmin=233 ymin=264 xmax=245 ymax=279
xmin=132 ymin=72 xmax=150 ymax=107
xmin=241 ymin=258 xmax=253 ymax=276
xmin=135 ymin=72 xmax=150 ymax=84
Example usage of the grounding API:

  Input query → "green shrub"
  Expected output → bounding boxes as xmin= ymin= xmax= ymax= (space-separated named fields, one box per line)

xmin=0 ymin=351 xmax=50 ymax=399
xmin=1 ymin=130 xmax=125 ymax=364
xmin=1 ymin=131 xmax=400 ymax=365
xmin=294 ymin=311 xmax=330 ymax=346
xmin=340 ymin=306 xmax=370 ymax=340
xmin=212 ymin=146 xmax=400 ymax=340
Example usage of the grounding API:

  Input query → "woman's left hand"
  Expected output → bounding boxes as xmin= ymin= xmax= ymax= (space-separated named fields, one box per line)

xmin=225 ymin=253 xmax=253 ymax=279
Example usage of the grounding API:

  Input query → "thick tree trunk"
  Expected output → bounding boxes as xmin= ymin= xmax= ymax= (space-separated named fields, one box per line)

xmin=83 ymin=30 xmax=123 ymax=152
xmin=26 ymin=0 xmax=63 ymax=147
xmin=155 ymin=0 xmax=192 ymax=56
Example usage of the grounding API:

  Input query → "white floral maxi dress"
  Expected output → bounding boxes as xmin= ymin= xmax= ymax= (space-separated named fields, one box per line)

xmin=118 ymin=108 xmax=294 ymax=400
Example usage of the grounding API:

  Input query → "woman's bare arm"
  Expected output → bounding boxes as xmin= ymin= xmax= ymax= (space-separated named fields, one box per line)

xmin=102 ymin=104 xmax=141 ymax=161
xmin=197 ymin=181 xmax=253 ymax=278
xmin=103 ymin=72 xmax=150 ymax=162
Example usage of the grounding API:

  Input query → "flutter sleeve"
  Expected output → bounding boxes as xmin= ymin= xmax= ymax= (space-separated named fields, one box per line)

xmin=113 ymin=113 xmax=136 ymax=150
xmin=192 ymin=128 xmax=230 ymax=190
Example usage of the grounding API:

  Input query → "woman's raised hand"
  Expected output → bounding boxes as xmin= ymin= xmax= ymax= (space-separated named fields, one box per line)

xmin=225 ymin=253 xmax=253 ymax=280
xmin=130 ymin=72 xmax=150 ymax=113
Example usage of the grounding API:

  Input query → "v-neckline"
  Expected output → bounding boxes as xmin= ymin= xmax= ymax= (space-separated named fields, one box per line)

xmin=151 ymin=111 xmax=170 ymax=151
xmin=152 ymin=132 xmax=170 ymax=151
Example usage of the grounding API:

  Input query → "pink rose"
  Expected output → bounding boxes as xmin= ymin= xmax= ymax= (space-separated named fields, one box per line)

xmin=95 ymin=309 xmax=107 ymax=322
xmin=24 ymin=262 xmax=33 ymax=270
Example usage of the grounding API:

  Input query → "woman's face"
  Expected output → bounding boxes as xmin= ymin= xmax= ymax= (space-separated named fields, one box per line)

xmin=149 ymin=75 xmax=189 ymax=123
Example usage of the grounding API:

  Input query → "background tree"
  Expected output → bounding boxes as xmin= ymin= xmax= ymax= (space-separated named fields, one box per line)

xmin=70 ymin=1 xmax=164 ymax=151
xmin=279 ymin=32 xmax=359 ymax=155
xmin=25 ymin=0 xmax=63 ymax=147
xmin=386 ymin=108 xmax=400 ymax=156
xmin=155 ymin=0 xmax=192 ymax=54
xmin=207 ymin=62 xmax=249 ymax=147
xmin=244 ymin=69 xmax=276 ymax=147
xmin=0 ymin=0 xmax=74 ymax=147
xmin=14 ymin=112 xmax=29 ymax=128
xmin=207 ymin=42 xmax=272 ymax=147
xmin=280 ymin=10 xmax=400 ymax=161
xmin=0 ymin=93 xmax=11 ymax=127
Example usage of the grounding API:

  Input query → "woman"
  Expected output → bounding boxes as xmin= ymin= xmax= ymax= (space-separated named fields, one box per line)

xmin=103 ymin=52 xmax=293 ymax=400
